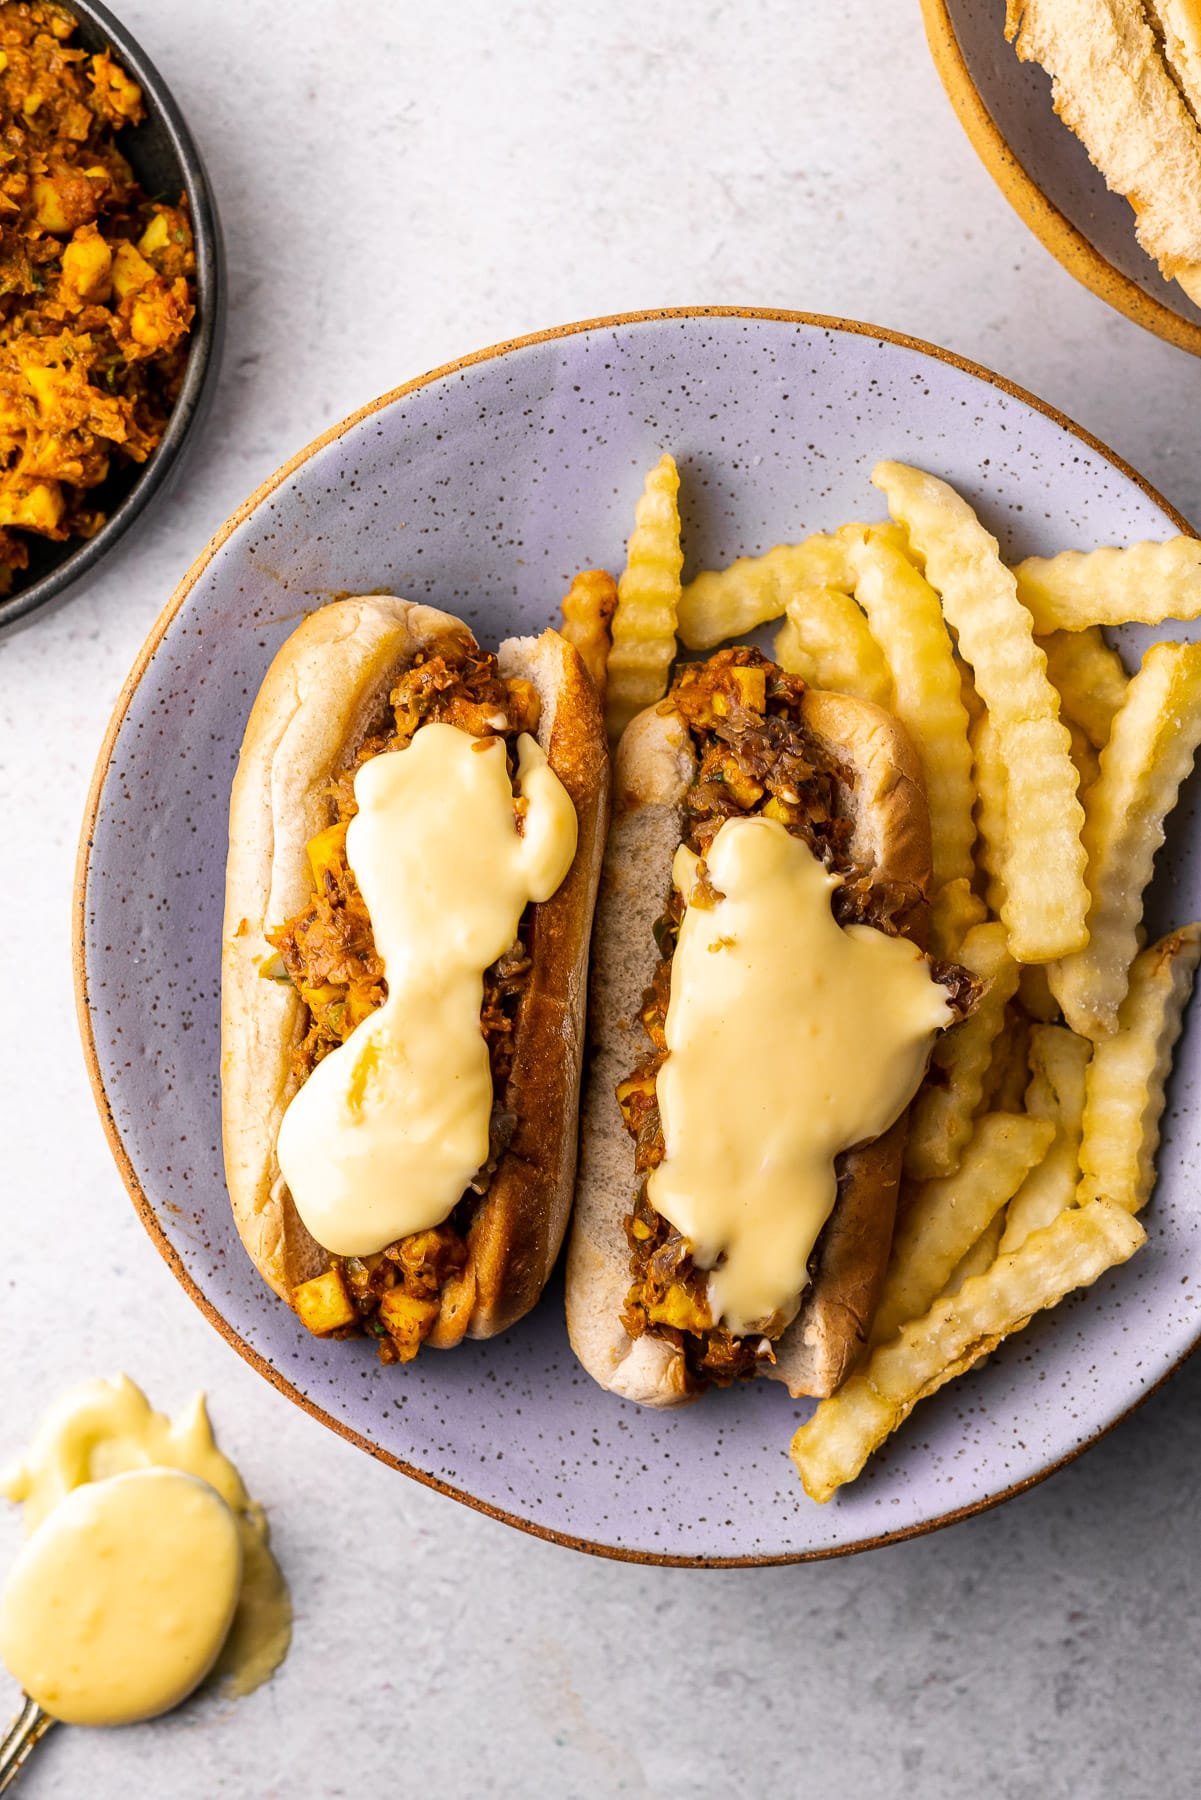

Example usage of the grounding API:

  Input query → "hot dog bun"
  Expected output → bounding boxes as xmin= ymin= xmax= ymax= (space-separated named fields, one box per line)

xmin=221 ymin=596 xmax=608 ymax=1342
xmin=565 ymin=685 xmax=932 ymax=1405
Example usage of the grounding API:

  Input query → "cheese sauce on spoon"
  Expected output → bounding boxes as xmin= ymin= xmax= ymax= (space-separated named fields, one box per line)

xmin=1 ymin=1469 xmax=241 ymax=1727
xmin=0 ymin=1377 xmax=290 ymax=1728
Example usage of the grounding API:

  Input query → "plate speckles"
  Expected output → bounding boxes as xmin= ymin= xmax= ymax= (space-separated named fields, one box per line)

xmin=75 ymin=308 xmax=1201 ymax=1563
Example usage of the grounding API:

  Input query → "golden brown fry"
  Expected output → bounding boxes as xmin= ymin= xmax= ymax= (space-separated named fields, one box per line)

xmin=940 ymin=1211 xmax=1005 ymax=1301
xmin=1015 ymin=539 xmax=1201 ymax=633
xmin=1065 ymin=719 xmax=1101 ymax=795
xmin=605 ymin=454 xmax=683 ymax=741
xmin=675 ymin=531 xmax=861 ymax=649
xmin=929 ymin=877 xmax=987 ymax=961
xmin=1000 ymin=1024 xmax=1092 ymax=1253
xmin=772 ymin=584 xmax=894 ymax=705
xmin=559 ymin=569 xmax=617 ymax=700
xmin=956 ymin=650 xmax=985 ymax=727
xmin=1077 ymin=924 xmax=1201 ymax=1214
xmin=1036 ymin=627 xmax=1128 ymax=750
xmin=1018 ymin=963 xmax=1059 ymax=1024
xmin=874 ymin=462 xmax=1088 ymax=961
xmin=840 ymin=522 xmax=976 ymax=901
xmin=980 ymin=1005 xmax=1032 ymax=1115
xmin=970 ymin=710 xmax=1008 ymax=921
xmin=905 ymin=921 xmax=1020 ymax=1180
xmin=791 ymin=1199 xmax=1145 ymax=1501
xmin=873 ymin=1112 xmax=1054 ymax=1344
xmin=1050 ymin=643 xmax=1201 ymax=1039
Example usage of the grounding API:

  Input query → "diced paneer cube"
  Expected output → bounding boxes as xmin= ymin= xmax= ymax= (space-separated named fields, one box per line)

xmin=293 ymin=1269 xmax=356 ymax=1335
xmin=718 ymin=755 xmax=764 ymax=809
xmin=647 ymin=1283 xmax=711 ymax=1333
xmin=0 ymin=480 xmax=64 ymax=534
xmin=31 ymin=175 xmax=72 ymax=233
xmin=344 ymin=985 xmax=377 ymax=1030
xmin=89 ymin=51 xmax=143 ymax=124
xmin=60 ymin=225 xmax=113 ymax=305
xmin=111 ymin=240 xmax=156 ymax=299
xmin=306 ymin=822 xmax=347 ymax=890
xmin=729 ymin=665 xmax=767 ymax=711
xmin=137 ymin=211 xmax=171 ymax=258
xmin=378 ymin=1289 xmax=440 ymax=1362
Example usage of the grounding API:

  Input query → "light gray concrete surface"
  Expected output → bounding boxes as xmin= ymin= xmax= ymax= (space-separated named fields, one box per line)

xmin=3 ymin=2 xmax=1200 ymax=1794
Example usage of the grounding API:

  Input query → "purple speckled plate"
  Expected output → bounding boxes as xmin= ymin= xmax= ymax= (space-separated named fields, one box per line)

xmin=75 ymin=309 xmax=1201 ymax=1564
xmin=924 ymin=0 xmax=1201 ymax=357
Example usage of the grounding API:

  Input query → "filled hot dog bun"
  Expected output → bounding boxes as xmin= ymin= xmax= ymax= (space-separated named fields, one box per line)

xmin=566 ymin=649 xmax=952 ymax=1406
xmin=222 ymin=596 xmax=608 ymax=1356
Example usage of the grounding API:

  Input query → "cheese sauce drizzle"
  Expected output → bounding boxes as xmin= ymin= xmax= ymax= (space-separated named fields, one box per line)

xmin=648 ymin=817 xmax=953 ymax=1336
xmin=277 ymin=720 xmax=578 ymax=1257
xmin=0 ymin=1376 xmax=291 ymax=1725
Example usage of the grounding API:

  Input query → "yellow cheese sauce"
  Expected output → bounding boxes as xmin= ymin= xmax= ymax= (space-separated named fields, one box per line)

xmin=648 ymin=817 xmax=953 ymax=1335
xmin=1 ymin=1470 xmax=241 ymax=1727
xmin=277 ymin=720 xmax=577 ymax=1257
xmin=0 ymin=1377 xmax=291 ymax=1724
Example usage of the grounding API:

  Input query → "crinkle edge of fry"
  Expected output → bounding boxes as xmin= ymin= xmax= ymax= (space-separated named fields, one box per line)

xmin=791 ymin=1199 xmax=1145 ymax=1503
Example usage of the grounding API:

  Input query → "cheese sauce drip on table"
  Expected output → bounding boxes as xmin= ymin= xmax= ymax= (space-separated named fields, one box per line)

xmin=277 ymin=720 xmax=578 ymax=1257
xmin=0 ymin=1376 xmax=291 ymax=1723
xmin=649 ymin=817 xmax=953 ymax=1336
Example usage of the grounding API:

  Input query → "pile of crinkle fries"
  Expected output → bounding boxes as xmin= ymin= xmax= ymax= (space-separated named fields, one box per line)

xmin=565 ymin=451 xmax=1201 ymax=1501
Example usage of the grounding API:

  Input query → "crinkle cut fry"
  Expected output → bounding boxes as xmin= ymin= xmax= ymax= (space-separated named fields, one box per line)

xmin=1077 ymin=924 xmax=1201 ymax=1215
xmin=999 ymin=1025 xmax=1092 ymax=1254
xmin=970 ymin=710 xmax=1009 ymax=922
xmin=676 ymin=531 xmax=858 ymax=649
xmin=605 ymin=454 xmax=683 ymax=741
xmin=560 ymin=569 xmax=617 ymax=700
xmin=1050 ymin=643 xmax=1201 ymax=1040
xmin=839 ymin=522 xmax=976 ymax=900
xmin=791 ymin=1198 xmax=1145 ymax=1502
xmin=872 ymin=1112 xmax=1054 ymax=1346
xmin=872 ymin=460 xmax=1087 ymax=963
xmin=904 ymin=920 xmax=1019 ymax=1180
xmin=772 ymin=584 xmax=894 ymax=705
xmin=1015 ymin=539 xmax=1201 ymax=633
xmin=1036 ymin=627 xmax=1127 ymax=751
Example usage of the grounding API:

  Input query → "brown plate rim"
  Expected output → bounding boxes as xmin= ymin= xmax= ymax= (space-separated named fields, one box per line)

xmin=72 ymin=303 xmax=1200 ymax=1566
xmin=920 ymin=0 xmax=1201 ymax=360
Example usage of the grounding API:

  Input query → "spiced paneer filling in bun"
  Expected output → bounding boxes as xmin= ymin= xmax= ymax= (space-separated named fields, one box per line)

xmin=221 ymin=597 xmax=608 ymax=1364
xmin=567 ymin=649 xmax=974 ymax=1406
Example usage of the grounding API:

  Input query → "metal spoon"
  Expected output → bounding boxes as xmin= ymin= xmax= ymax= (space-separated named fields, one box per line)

xmin=0 ymin=1697 xmax=53 ymax=1793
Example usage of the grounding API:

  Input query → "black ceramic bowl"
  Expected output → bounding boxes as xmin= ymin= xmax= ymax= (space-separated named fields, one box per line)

xmin=0 ymin=0 xmax=224 ymax=630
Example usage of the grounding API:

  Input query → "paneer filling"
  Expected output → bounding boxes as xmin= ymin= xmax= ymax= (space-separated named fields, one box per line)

xmin=271 ymin=635 xmax=541 ymax=1362
xmin=617 ymin=649 xmax=973 ymax=1383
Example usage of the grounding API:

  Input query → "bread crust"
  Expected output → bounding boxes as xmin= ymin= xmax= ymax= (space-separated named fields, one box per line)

xmin=1007 ymin=0 xmax=1201 ymax=299
xmin=221 ymin=597 xmax=608 ymax=1343
xmin=565 ymin=683 xmax=933 ymax=1405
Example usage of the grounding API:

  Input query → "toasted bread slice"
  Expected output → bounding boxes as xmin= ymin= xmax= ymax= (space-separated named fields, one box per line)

xmin=1007 ymin=0 xmax=1201 ymax=303
xmin=1150 ymin=1 xmax=1201 ymax=123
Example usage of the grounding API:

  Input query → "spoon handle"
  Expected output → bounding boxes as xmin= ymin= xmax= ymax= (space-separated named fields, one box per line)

xmin=0 ymin=1697 xmax=53 ymax=1793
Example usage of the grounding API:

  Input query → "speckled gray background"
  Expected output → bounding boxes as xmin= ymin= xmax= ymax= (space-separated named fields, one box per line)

xmin=5 ymin=1 xmax=1201 ymax=1793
